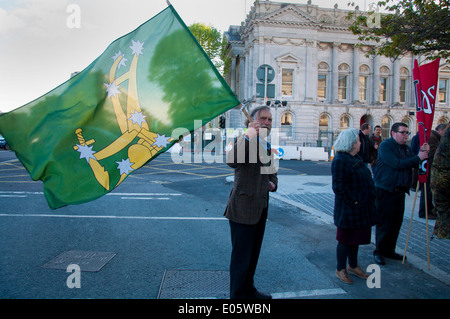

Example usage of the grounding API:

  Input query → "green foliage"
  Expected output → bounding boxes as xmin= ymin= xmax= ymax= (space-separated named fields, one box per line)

xmin=188 ymin=23 xmax=231 ymax=75
xmin=347 ymin=0 xmax=450 ymax=62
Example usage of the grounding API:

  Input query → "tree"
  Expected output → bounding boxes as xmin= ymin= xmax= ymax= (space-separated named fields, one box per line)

xmin=347 ymin=0 xmax=450 ymax=62
xmin=188 ymin=23 xmax=231 ymax=75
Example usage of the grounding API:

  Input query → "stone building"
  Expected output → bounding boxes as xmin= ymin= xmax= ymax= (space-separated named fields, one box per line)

xmin=223 ymin=0 xmax=450 ymax=152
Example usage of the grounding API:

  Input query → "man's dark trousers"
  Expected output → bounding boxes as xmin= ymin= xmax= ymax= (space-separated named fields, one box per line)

xmin=375 ymin=188 xmax=405 ymax=256
xmin=229 ymin=207 xmax=268 ymax=299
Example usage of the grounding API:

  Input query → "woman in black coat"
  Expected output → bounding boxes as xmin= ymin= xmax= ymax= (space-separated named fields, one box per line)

xmin=331 ymin=128 xmax=377 ymax=284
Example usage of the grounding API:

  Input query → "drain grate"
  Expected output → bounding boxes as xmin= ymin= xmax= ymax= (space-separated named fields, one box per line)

xmin=158 ymin=269 xmax=229 ymax=299
xmin=42 ymin=250 xmax=116 ymax=272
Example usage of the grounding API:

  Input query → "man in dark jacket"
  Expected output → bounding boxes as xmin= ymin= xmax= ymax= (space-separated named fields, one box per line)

xmin=369 ymin=125 xmax=383 ymax=176
xmin=418 ymin=123 xmax=447 ymax=219
xmin=224 ymin=106 xmax=277 ymax=299
xmin=357 ymin=123 xmax=371 ymax=164
xmin=373 ymin=122 xmax=428 ymax=265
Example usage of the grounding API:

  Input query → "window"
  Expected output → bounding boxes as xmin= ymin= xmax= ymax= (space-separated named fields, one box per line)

xmin=319 ymin=113 xmax=329 ymax=131
xmin=318 ymin=74 xmax=327 ymax=99
xmin=338 ymin=75 xmax=348 ymax=100
xmin=359 ymin=76 xmax=367 ymax=101
xmin=359 ymin=64 xmax=370 ymax=103
xmin=399 ymin=67 xmax=409 ymax=103
xmin=282 ymin=69 xmax=294 ymax=96
xmin=318 ymin=62 xmax=329 ymax=101
xmin=379 ymin=78 xmax=387 ymax=102
xmin=381 ymin=116 xmax=391 ymax=139
xmin=281 ymin=112 xmax=293 ymax=137
xmin=399 ymin=79 xmax=407 ymax=103
xmin=379 ymin=66 xmax=390 ymax=103
xmin=439 ymin=79 xmax=448 ymax=103
xmin=340 ymin=114 xmax=350 ymax=129
xmin=338 ymin=63 xmax=350 ymax=101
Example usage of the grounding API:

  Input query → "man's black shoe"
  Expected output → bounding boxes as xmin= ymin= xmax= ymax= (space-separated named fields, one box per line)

xmin=373 ymin=252 xmax=386 ymax=265
xmin=385 ymin=253 xmax=405 ymax=261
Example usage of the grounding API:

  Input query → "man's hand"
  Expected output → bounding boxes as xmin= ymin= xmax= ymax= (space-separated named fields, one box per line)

xmin=268 ymin=181 xmax=276 ymax=191
xmin=420 ymin=142 xmax=430 ymax=152
xmin=245 ymin=121 xmax=260 ymax=139
xmin=418 ymin=150 xmax=428 ymax=161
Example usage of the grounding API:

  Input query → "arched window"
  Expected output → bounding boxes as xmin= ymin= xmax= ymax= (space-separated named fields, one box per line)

xmin=319 ymin=113 xmax=329 ymax=132
xmin=340 ymin=114 xmax=350 ymax=130
xmin=401 ymin=116 xmax=413 ymax=139
xmin=437 ymin=116 xmax=449 ymax=125
xmin=381 ymin=116 xmax=392 ymax=139
xmin=281 ymin=112 xmax=293 ymax=137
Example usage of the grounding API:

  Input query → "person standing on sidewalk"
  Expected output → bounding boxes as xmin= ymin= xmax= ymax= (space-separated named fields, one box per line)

xmin=357 ymin=123 xmax=371 ymax=165
xmin=369 ymin=125 xmax=383 ymax=176
xmin=373 ymin=122 xmax=429 ymax=265
xmin=331 ymin=128 xmax=377 ymax=284
xmin=224 ymin=106 xmax=277 ymax=299
xmin=430 ymin=123 xmax=450 ymax=239
xmin=418 ymin=123 xmax=447 ymax=219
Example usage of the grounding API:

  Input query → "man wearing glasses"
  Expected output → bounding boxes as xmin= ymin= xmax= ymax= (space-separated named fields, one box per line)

xmin=373 ymin=122 xmax=429 ymax=265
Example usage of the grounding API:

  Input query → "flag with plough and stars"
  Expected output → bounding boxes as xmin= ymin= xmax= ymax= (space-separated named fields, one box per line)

xmin=0 ymin=4 xmax=239 ymax=209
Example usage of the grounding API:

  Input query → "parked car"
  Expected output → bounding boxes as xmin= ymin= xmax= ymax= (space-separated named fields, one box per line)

xmin=0 ymin=135 xmax=8 ymax=150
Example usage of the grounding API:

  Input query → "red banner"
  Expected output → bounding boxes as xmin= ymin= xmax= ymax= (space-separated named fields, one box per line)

xmin=413 ymin=58 xmax=440 ymax=183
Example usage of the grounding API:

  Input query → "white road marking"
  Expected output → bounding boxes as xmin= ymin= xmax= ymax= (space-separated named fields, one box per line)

xmin=0 ymin=213 xmax=226 ymax=221
xmin=271 ymin=288 xmax=346 ymax=299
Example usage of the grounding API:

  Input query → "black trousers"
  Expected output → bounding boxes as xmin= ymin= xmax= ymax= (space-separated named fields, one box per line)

xmin=229 ymin=207 xmax=268 ymax=299
xmin=375 ymin=187 xmax=405 ymax=256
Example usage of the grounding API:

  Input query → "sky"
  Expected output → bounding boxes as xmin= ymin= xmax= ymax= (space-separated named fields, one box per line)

xmin=0 ymin=0 xmax=370 ymax=113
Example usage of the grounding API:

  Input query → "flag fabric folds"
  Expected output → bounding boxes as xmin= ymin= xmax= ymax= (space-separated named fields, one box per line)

xmin=0 ymin=5 xmax=240 ymax=209
xmin=413 ymin=58 xmax=440 ymax=183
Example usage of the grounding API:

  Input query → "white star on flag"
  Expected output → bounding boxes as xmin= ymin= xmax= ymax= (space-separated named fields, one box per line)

xmin=129 ymin=111 xmax=147 ymax=127
xmin=104 ymin=82 xmax=120 ymax=98
xmin=76 ymin=144 xmax=96 ymax=163
xmin=116 ymin=158 xmax=134 ymax=175
xmin=153 ymin=133 xmax=171 ymax=148
xmin=111 ymin=51 xmax=128 ymax=69
xmin=130 ymin=40 xmax=144 ymax=56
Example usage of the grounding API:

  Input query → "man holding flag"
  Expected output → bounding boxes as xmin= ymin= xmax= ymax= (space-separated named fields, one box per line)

xmin=373 ymin=123 xmax=429 ymax=265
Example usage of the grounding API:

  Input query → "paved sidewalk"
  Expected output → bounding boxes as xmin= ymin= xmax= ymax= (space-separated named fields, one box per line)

xmin=271 ymin=174 xmax=450 ymax=285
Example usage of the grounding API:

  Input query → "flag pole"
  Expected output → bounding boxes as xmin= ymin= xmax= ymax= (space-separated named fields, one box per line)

xmin=240 ymin=104 xmax=253 ymax=123
xmin=403 ymin=180 xmax=421 ymax=264
xmin=424 ymin=182 xmax=431 ymax=269
xmin=166 ymin=0 xmax=172 ymax=6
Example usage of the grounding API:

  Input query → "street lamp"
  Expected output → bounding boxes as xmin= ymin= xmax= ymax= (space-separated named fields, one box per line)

xmin=266 ymin=100 xmax=288 ymax=128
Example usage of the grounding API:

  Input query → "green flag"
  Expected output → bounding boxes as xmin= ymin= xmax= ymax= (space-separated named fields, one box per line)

xmin=0 ymin=5 xmax=239 ymax=209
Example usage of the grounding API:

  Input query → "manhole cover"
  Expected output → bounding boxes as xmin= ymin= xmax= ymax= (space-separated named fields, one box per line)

xmin=158 ymin=269 xmax=229 ymax=299
xmin=42 ymin=250 xmax=116 ymax=272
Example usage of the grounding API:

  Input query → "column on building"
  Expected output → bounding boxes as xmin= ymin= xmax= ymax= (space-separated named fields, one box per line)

xmin=352 ymin=44 xmax=360 ymax=103
xmin=372 ymin=55 xmax=380 ymax=104
xmin=304 ymin=40 xmax=315 ymax=102
xmin=331 ymin=42 xmax=339 ymax=103
xmin=392 ymin=59 xmax=400 ymax=105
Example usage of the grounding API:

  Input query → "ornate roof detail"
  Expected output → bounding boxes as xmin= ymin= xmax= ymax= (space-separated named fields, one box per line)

xmin=261 ymin=4 xmax=318 ymax=24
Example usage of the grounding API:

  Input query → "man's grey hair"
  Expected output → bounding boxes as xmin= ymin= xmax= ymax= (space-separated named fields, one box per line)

xmin=244 ymin=106 xmax=271 ymax=127
xmin=333 ymin=128 xmax=359 ymax=153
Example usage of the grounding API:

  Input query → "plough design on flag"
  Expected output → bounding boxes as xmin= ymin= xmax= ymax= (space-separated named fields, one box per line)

xmin=73 ymin=40 xmax=172 ymax=191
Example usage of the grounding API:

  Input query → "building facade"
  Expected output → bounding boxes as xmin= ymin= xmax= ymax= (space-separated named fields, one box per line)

xmin=224 ymin=0 xmax=450 ymax=151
